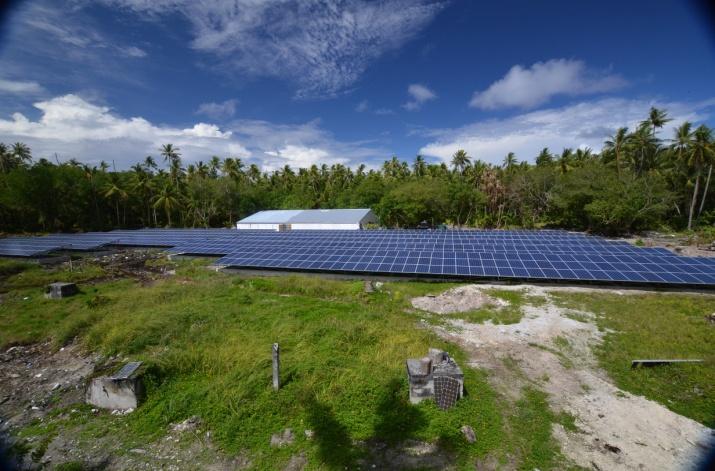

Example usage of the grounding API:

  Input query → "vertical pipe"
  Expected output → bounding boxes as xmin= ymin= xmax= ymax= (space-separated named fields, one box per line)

xmin=272 ymin=343 xmax=280 ymax=391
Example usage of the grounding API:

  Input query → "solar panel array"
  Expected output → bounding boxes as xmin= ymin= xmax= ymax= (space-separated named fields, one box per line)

xmin=1 ymin=228 xmax=714 ymax=287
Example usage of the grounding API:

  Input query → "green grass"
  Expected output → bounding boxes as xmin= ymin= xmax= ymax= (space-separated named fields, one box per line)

xmin=551 ymin=291 xmax=715 ymax=427
xmin=0 ymin=258 xmax=575 ymax=470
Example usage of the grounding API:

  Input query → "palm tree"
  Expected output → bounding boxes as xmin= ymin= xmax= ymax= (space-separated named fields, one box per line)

xmin=604 ymin=127 xmax=629 ymax=176
xmin=103 ymin=178 xmax=128 ymax=227
xmin=209 ymin=156 xmax=221 ymax=178
xmin=11 ymin=142 xmax=31 ymax=164
xmin=687 ymin=125 xmax=715 ymax=229
xmin=222 ymin=158 xmax=243 ymax=181
xmin=557 ymin=148 xmax=573 ymax=174
xmin=153 ymin=184 xmax=179 ymax=227
xmin=502 ymin=152 xmax=518 ymax=172
xmin=413 ymin=155 xmax=427 ymax=177
xmin=143 ymin=156 xmax=157 ymax=172
xmin=535 ymin=148 xmax=553 ymax=167
xmin=628 ymin=122 xmax=660 ymax=174
xmin=648 ymin=106 xmax=671 ymax=138
xmin=451 ymin=149 xmax=470 ymax=174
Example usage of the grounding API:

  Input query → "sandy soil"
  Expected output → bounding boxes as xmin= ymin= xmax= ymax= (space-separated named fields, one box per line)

xmin=413 ymin=284 xmax=714 ymax=471
xmin=410 ymin=285 xmax=506 ymax=314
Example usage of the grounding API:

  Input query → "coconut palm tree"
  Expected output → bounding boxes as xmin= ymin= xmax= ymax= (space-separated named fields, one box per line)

xmin=11 ymin=142 xmax=31 ymax=164
xmin=604 ymin=127 xmax=629 ymax=176
xmin=451 ymin=149 xmax=470 ymax=174
xmin=104 ymin=178 xmax=128 ymax=227
xmin=628 ymin=122 xmax=660 ymax=174
xmin=647 ymin=107 xmax=671 ymax=137
xmin=535 ymin=148 xmax=553 ymax=167
xmin=413 ymin=155 xmax=427 ymax=177
xmin=502 ymin=152 xmax=518 ymax=172
xmin=153 ymin=184 xmax=179 ymax=227
xmin=687 ymin=125 xmax=715 ymax=229
xmin=556 ymin=148 xmax=573 ymax=174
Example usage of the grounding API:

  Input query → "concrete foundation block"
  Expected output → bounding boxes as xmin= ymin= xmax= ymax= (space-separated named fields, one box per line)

xmin=407 ymin=348 xmax=465 ymax=405
xmin=86 ymin=376 xmax=144 ymax=410
xmin=45 ymin=282 xmax=78 ymax=299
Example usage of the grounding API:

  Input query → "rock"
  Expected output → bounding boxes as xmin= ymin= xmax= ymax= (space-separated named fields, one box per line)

xmin=270 ymin=428 xmax=295 ymax=447
xmin=706 ymin=313 xmax=715 ymax=324
xmin=282 ymin=452 xmax=307 ymax=471
xmin=172 ymin=415 xmax=201 ymax=433
xmin=129 ymin=448 xmax=147 ymax=454
xmin=460 ymin=425 xmax=476 ymax=443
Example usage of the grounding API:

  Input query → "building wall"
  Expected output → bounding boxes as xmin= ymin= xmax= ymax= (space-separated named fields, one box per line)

xmin=291 ymin=223 xmax=361 ymax=230
xmin=236 ymin=223 xmax=279 ymax=230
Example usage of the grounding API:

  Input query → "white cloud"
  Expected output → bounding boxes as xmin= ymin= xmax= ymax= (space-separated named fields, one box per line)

xmin=403 ymin=83 xmax=436 ymax=111
xmin=265 ymin=145 xmax=346 ymax=170
xmin=105 ymin=0 xmax=445 ymax=98
xmin=0 ymin=94 xmax=242 ymax=167
xmin=420 ymin=97 xmax=715 ymax=165
xmin=469 ymin=59 xmax=627 ymax=110
xmin=196 ymin=99 xmax=239 ymax=120
xmin=118 ymin=46 xmax=148 ymax=58
xmin=355 ymin=100 xmax=369 ymax=112
xmin=0 ymin=78 xmax=45 ymax=95
xmin=0 ymin=94 xmax=388 ymax=170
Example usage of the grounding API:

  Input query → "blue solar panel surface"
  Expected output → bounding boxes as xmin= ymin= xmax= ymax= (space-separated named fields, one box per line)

xmin=2 ymin=228 xmax=714 ymax=286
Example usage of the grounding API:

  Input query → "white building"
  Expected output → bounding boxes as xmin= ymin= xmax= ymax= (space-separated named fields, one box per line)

xmin=235 ymin=209 xmax=378 ymax=231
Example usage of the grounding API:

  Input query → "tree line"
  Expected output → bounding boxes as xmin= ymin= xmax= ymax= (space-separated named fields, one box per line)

xmin=0 ymin=107 xmax=713 ymax=235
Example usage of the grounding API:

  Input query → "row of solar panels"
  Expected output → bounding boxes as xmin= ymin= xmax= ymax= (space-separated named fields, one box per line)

xmin=0 ymin=228 xmax=630 ymax=257
xmin=2 ymin=228 xmax=714 ymax=287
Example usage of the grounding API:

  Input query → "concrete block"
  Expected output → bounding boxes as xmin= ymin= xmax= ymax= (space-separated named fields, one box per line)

xmin=45 ymin=282 xmax=78 ymax=299
xmin=86 ymin=363 xmax=144 ymax=410
xmin=407 ymin=348 xmax=465 ymax=405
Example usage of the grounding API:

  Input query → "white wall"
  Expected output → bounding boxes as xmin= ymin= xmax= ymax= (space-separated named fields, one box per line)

xmin=236 ymin=223 xmax=279 ymax=230
xmin=291 ymin=223 xmax=360 ymax=230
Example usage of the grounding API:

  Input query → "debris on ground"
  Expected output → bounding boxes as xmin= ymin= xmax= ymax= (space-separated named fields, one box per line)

xmin=460 ymin=425 xmax=476 ymax=443
xmin=424 ymin=283 xmax=713 ymax=471
xmin=270 ymin=428 xmax=295 ymax=447
xmin=411 ymin=285 xmax=507 ymax=314
xmin=172 ymin=416 xmax=202 ymax=433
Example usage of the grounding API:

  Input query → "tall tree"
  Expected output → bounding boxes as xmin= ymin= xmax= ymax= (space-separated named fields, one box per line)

xmin=451 ymin=149 xmax=470 ymax=174
xmin=604 ymin=127 xmax=628 ymax=176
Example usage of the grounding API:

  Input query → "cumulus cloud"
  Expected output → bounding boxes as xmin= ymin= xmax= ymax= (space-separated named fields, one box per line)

xmin=0 ymin=78 xmax=45 ymax=95
xmin=104 ymin=0 xmax=445 ymax=98
xmin=403 ymin=83 xmax=436 ymax=111
xmin=0 ymin=94 xmax=242 ymax=167
xmin=0 ymin=94 xmax=387 ymax=170
xmin=470 ymin=59 xmax=627 ymax=110
xmin=420 ymin=97 xmax=715 ymax=165
xmin=196 ymin=99 xmax=239 ymax=120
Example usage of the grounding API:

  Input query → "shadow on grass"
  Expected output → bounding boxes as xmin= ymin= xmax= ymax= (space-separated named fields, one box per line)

xmin=304 ymin=396 xmax=358 ymax=469
xmin=372 ymin=377 xmax=428 ymax=444
xmin=304 ymin=377 xmax=429 ymax=469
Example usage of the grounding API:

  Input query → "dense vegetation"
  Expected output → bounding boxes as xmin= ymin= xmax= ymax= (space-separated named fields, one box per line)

xmin=1 ymin=107 xmax=713 ymax=234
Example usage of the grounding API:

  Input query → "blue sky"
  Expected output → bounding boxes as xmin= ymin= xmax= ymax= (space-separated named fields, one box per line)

xmin=0 ymin=0 xmax=714 ymax=170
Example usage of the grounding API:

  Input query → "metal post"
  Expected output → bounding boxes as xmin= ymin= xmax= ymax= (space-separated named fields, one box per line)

xmin=272 ymin=343 xmax=280 ymax=391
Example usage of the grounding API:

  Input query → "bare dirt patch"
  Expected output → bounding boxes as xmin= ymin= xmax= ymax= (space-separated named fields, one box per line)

xmin=411 ymin=285 xmax=507 ymax=314
xmin=0 ymin=341 xmax=98 ymax=432
xmin=417 ymin=284 xmax=714 ymax=471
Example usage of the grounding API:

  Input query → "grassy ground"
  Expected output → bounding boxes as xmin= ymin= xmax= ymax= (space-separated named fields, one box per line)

xmin=551 ymin=291 xmax=715 ymax=428
xmin=0 ymin=258 xmax=574 ymax=470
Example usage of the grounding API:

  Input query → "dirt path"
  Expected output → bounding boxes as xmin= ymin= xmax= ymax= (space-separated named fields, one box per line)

xmin=413 ymin=284 xmax=714 ymax=471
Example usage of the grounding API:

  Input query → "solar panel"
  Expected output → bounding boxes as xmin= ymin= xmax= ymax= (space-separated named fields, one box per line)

xmin=2 ymin=228 xmax=714 ymax=286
